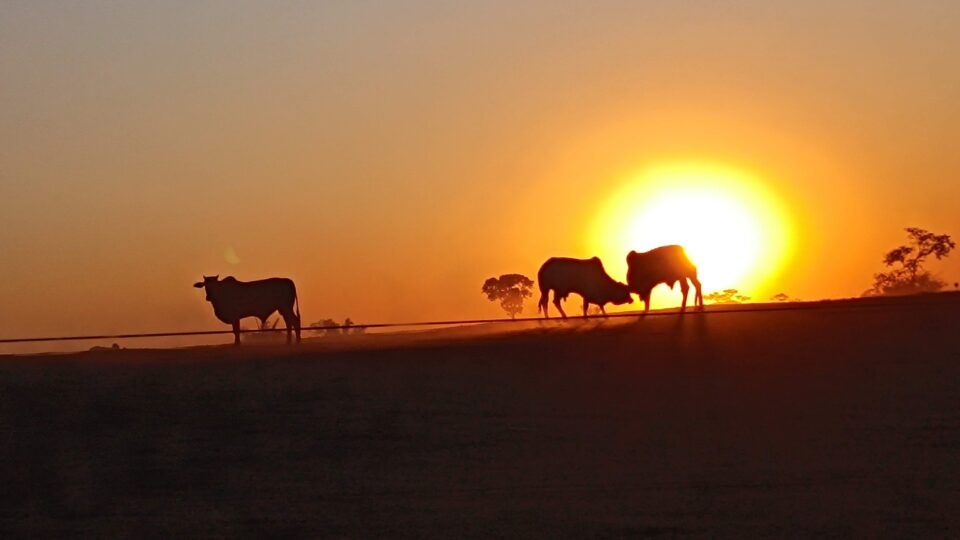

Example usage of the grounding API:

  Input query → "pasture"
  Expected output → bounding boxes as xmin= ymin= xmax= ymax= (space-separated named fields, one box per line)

xmin=2 ymin=294 xmax=959 ymax=537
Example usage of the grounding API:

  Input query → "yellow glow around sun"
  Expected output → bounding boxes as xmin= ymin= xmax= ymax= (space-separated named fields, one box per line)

xmin=590 ymin=163 xmax=793 ymax=305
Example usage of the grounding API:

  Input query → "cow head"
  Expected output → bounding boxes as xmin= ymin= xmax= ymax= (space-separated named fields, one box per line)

xmin=193 ymin=275 xmax=220 ymax=301
xmin=609 ymin=282 xmax=634 ymax=306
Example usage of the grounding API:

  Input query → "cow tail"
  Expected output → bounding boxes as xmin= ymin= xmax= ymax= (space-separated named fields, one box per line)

xmin=536 ymin=279 xmax=548 ymax=315
xmin=294 ymin=289 xmax=301 ymax=325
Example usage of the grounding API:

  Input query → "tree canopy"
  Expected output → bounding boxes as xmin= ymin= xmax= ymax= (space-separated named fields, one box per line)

xmin=482 ymin=274 xmax=535 ymax=319
xmin=703 ymin=289 xmax=750 ymax=304
xmin=866 ymin=227 xmax=955 ymax=296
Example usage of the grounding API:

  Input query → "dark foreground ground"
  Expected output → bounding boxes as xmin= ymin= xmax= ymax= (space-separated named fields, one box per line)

xmin=2 ymin=295 xmax=959 ymax=537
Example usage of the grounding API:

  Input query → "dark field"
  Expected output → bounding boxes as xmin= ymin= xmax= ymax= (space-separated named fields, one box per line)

xmin=2 ymin=295 xmax=959 ymax=537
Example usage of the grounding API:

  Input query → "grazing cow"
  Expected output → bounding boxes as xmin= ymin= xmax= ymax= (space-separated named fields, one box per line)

xmin=193 ymin=275 xmax=301 ymax=345
xmin=537 ymin=257 xmax=633 ymax=318
xmin=625 ymin=245 xmax=703 ymax=314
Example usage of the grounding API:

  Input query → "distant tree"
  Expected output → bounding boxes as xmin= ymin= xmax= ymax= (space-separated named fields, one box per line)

xmin=310 ymin=317 xmax=365 ymax=336
xmin=341 ymin=317 xmax=366 ymax=335
xmin=310 ymin=318 xmax=340 ymax=336
xmin=482 ymin=274 xmax=535 ymax=319
xmin=865 ymin=227 xmax=955 ymax=296
xmin=703 ymin=289 xmax=750 ymax=305
xmin=770 ymin=292 xmax=792 ymax=303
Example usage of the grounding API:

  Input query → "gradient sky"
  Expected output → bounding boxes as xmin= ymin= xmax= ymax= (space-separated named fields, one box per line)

xmin=2 ymin=1 xmax=959 ymax=345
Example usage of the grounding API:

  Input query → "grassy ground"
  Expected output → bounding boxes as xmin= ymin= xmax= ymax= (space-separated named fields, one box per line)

xmin=2 ymin=294 xmax=959 ymax=537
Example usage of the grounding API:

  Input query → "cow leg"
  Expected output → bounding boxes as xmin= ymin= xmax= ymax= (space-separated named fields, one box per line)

xmin=232 ymin=321 xmax=241 ymax=346
xmin=643 ymin=295 xmax=651 ymax=316
xmin=582 ymin=298 xmax=589 ymax=318
xmin=257 ymin=316 xmax=271 ymax=343
xmin=538 ymin=291 xmax=549 ymax=318
xmin=691 ymin=276 xmax=704 ymax=309
xmin=600 ymin=305 xmax=608 ymax=317
xmin=680 ymin=279 xmax=690 ymax=313
xmin=279 ymin=307 xmax=300 ymax=344
xmin=553 ymin=293 xmax=567 ymax=319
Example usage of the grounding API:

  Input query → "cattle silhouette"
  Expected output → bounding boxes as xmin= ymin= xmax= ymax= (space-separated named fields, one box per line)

xmin=194 ymin=275 xmax=301 ymax=345
xmin=537 ymin=257 xmax=633 ymax=318
xmin=625 ymin=245 xmax=703 ymax=314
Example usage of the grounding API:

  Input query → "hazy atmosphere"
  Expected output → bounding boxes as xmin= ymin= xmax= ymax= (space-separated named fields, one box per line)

xmin=5 ymin=3 xmax=960 ymax=537
xmin=3 ymin=0 xmax=959 ymax=340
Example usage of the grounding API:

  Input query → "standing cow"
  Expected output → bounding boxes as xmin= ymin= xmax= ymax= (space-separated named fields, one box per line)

xmin=537 ymin=257 xmax=633 ymax=318
xmin=625 ymin=245 xmax=703 ymax=314
xmin=193 ymin=275 xmax=301 ymax=345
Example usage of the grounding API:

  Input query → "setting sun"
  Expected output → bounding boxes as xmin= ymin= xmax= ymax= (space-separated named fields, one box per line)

xmin=590 ymin=163 xmax=794 ymax=305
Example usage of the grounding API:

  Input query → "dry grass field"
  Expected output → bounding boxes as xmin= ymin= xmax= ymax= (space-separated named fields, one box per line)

xmin=2 ymin=294 xmax=959 ymax=537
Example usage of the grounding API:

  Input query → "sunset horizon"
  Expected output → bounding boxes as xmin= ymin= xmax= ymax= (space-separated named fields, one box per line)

xmin=2 ymin=2 xmax=959 ymax=537
xmin=4 ymin=2 xmax=960 ymax=347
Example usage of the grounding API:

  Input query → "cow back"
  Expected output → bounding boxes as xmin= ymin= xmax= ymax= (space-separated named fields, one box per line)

xmin=539 ymin=257 xmax=625 ymax=303
xmin=207 ymin=278 xmax=297 ymax=323
xmin=626 ymin=245 xmax=696 ymax=293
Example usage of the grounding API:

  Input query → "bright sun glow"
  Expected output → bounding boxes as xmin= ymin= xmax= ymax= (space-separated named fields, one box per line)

xmin=590 ymin=163 xmax=794 ymax=306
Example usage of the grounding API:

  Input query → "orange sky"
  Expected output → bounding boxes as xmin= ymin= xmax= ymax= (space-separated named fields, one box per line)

xmin=2 ymin=1 xmax=959 ymax=349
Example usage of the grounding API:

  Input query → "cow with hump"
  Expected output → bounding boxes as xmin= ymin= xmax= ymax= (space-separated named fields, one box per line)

xmin=537 ymin=256 xmax=633 ymax=318
xmin=194 ymin=275 xmax=301 ymax=345
xmin=625 ymin=245 xmax=703 ymax=314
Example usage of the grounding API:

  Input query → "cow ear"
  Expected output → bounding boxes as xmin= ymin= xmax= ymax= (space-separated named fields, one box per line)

xmin=193 ymin=282 xmax=204 ymax=288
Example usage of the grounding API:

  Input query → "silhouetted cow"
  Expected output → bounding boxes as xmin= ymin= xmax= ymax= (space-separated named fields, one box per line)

xmin=537 ymin=257 xmax=633 ymax=318
xmin=626 ymin=245 xmax=703 ymax=314
xmin=193 ymin=275 xmax=301 ymax=345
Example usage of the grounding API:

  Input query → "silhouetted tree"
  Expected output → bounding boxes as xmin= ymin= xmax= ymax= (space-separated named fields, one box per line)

xmin=341 ymin=317 xmax=366 ymax=335
xmin=310 ymin=317 xmax=365 ymax=336
xmin=311 ymin=318 xmax=340 ymax=336
xmin=482 ymin=274 xmax=535 ymax=319
xmin=865 ymin=227 xmax=955 ymax=296
xmin=771 ymin=292 xmax=792 ymax=302
xmin=703 ymin=289 xmax=750 ymax=304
